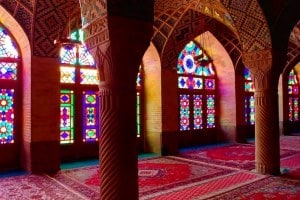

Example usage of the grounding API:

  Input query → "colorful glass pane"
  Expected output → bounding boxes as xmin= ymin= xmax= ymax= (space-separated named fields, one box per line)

xmin=60 ymin=90 xmax=74 ymax=144
xmin=79 ymin=45 xmax=95 ymax=66
xmin=82 ymin=91 xmax=99 ymax=142
xmin=60 ymin=45 xmax=77 ymax=65
xmin=70 ymin=29 xmax=84 ymax=42
xmin=205 ymin=79 xmax=215 ymax=90
xmin=136 ymin=72 xmax=142 ymax=87
xmin=177 ymin=41 xmax=202 ymax=75
xmin=60 ymin=66 xmax=75 ymax=83
xmin=0 ymin=62 xmax=17 ymax=80
xmin=0 ymin=27 xmax=19 ymax=58
xmin=288 ymin=69 xmax=299 ymax=122
xmin=245 ymin=96 xmax=255 ymax=125
xmin=202 ymin=63 xmax=215 ymax=77
xmin=80 ymin=69 xmax=99 ymax=85
xmin=178 ymin=76 xmax=203 ymax=89
xmin=206 ymin=95 xmax=215 ymax=128
xmin=244 ymin=67 xmax=252 ymax=81
xmin=288 ymin=69 xmax=298 ymax=85
xmin=180 ymin=94 xmax=190 ymax=131
xmin=245 ymin=82 xmax=255 ymax=92
xmin=193 ymin=95 xmax=203 ymax=129
xmin=0 ymin=89 xmax=14 ymax=144
xmin=137 ymin=92 xmax=141 ymax=138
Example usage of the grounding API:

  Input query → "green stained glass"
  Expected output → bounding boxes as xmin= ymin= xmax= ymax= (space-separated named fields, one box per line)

xmin=137 ymin=92 xmax=141 ymax=137
xmin=60 ymin=90 xmax=74 ymax=144
xmin=206 ymin=95 xmax=215 ymax=128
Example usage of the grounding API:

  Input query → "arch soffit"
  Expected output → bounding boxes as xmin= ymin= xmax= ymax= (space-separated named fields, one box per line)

xmin=152 ymin=0 xmax=239 ymax=56
xmin=0 ymin=5 xmax=31 ymax=71
xmin=160 ymin=9 xmax=241 ymax=70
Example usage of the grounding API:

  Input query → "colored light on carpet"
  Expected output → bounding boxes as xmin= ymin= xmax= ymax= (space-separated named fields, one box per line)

xmin=53 ymin=156 xmax=235 ymax=198
xmin=180 ymin=143 xmax=297 ymax=170
xmin=141 ymin=172 xmax=264 ymax=200
xmin=209 ymin=177 xmax=300 ymax=200
xmin=0 ymin=174 xmax=86 ymax=200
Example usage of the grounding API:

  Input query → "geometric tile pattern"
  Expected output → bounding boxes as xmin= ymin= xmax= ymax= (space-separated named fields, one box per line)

xmin=160 ymin=9 xmax=241 ymax=70
xmin=33 ymin=0 xmax=79 ymax=57
xmin=153 ymin=0 xmax=238 ymax=56
xmin=220 ymin=0 xmax=271 ymax=52
xmin=285 ymin=42 xmax=300 ymax=73
xmin=0 ymin=0 xmax=33 ymax=38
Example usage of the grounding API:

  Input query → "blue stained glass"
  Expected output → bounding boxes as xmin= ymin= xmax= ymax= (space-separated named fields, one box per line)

xmin=178 ymin=40 xmax=216 ymax=132
xmin=0 ymin=27 xmax=19 ymax=58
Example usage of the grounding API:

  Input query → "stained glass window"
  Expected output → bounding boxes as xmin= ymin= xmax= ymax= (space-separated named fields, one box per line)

xmin=60 ymin=90 xmax=74 ymax=144
xmin=178 ymin=40 xmax=216 ymax=131
xmin=288 ymin=69 xmax=299 ymax=121
xmin=136 ymin=69 xmax=142 ymax=138
xmin=244 ymin=67 xmax=255 ymax=125
xmin=60 ymin=29 xmax=100 ymax=144
xmin=82 ymin=91 xmax=99 ymax=142
xmin=0 ymin=25 xmax=20 ymax=145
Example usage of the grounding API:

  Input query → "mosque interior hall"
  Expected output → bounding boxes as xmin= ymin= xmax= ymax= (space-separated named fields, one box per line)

xmin=0 ymin=0 xmax=299 ymax=199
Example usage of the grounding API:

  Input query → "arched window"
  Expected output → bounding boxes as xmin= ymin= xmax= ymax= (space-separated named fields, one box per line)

xmin=244 ymin=67 xmax=255 ymax=125
xmin=0 ymin=25 xmax=20 ymax=144
xmin=177 ymin=41 xmax=216 ymax=131
xmin=60 ymin=29 xmax=100 ymax=145
xmin=288 ymin=68 xmax=299 ymax=121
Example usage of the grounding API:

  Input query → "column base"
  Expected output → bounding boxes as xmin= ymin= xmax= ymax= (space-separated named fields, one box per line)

xmin=255 ymin=162 xmax=281 ymax=175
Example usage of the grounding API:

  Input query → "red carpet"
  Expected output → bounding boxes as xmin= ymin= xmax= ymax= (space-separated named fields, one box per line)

xmin=53 ymin=156 xmax=235 ymax=199
xmin=0 ymin=174 xmax=86 ymax=200
xmin=180 ymin=143 xmax=297 ymax=170
xmin=280 ymin=136 xmax=300 ymax=151
xmin=208 ymin=176 xmax=300 ymax=200
xmin=141 ymin=171 xmax=264 ymax=200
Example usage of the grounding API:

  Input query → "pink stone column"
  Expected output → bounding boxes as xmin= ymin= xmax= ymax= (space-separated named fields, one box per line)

xmin=243 ymin=50 xmax=281 ymax=175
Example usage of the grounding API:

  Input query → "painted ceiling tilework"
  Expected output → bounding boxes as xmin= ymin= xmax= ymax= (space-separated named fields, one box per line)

xmin=153 ymin=0 xmax=238 ymax=57
xmin=287 ymin=42 xmax=300 ymax=66
xmin=220 ymin=0 xmax=271 ymax=52
xmin=33 ymin=0 xmax=78 ymax=57
xmin=161 ymin=9 xmax=238 ymax=70
xmin=0 ymin=0 xmax=33 ymax=38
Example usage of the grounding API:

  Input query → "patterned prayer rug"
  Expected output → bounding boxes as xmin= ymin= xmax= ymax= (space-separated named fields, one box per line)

xmin=281 ymin=152 xmax=300 ymax=180
xmin=0 ymin=174 xmax=86 ymax=200
xmin=179 ymin=143 xmax=297 ymax=170
xmin=140 ymin=171 xmax=265 ymax=200
xmin=280 ymin=135 xmax=300 ymax=151
xmin=53 ymin=156 xmax=236 ymax=199
xmin=208 ymin=176 xmax=300 ymax=200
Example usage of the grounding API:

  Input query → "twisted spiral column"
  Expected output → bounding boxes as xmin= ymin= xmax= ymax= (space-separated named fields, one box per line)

xmin=255 ymin=90 xmax=280 ymax=175
xmin=98 ymin=85 xmax=138 ymax=200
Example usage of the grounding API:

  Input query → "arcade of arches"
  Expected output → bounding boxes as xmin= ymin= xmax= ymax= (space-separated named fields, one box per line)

xmin=0 ymin=0 xmax=299 ymax=199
